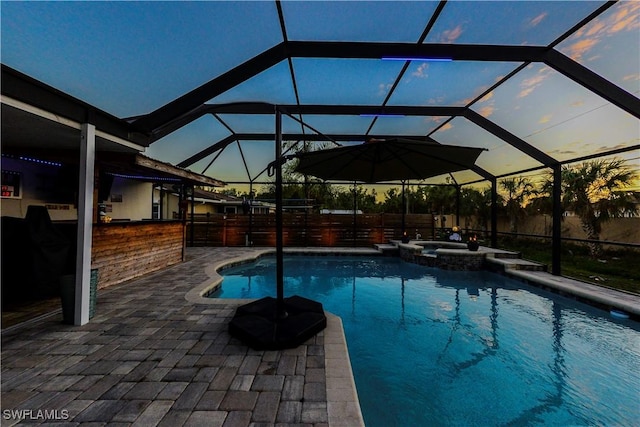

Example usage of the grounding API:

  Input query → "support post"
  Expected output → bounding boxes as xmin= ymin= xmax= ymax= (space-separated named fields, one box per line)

xmin=490 ymin=177 xmax=498 ymax=248
xmin=455 ymin=184 xmax=461 ymax=227
xmin=353 ymin=182 xmax=357 ymax=247
xmin=275 ymin=108 xmax=286 ymax=318
xmin=552 ymin=164 xmax=562 ymax=275
xmin=249 ymin=181 xmax=254 ymax=246
xmin=190 ymin=185 xmax=195 ymax=246
xmin=74 ymin=123 xmax=95 ymax=326
xmin=401 ymin=181 xmax=406 ymax=235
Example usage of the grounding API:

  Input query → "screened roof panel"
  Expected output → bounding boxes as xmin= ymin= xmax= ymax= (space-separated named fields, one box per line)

xmin=293 ymin=59 xmax=405 ymax=105
xmin=294 ymin=115 xmax=382 ymax=136
xmin=368 ymin=116 xmax=450 ymax=136
xmin=196 ymin=140 xmax=275 ymax=184
xmin=424 ymin=1 xmax=608 ymax=45
xmin=430 ymin=117 xmax=543 ymax=176
xmin=146 ymin=116 xmax=231 ymax=166
xmin=207 ymin=62 xmax=297 ymax=106
xmin=557 ymin=0 xmax=640 ymax=96
xmin=217 ymin=114 xmax=303 ymax=135
xmin=469 ymin=62 xmax=634 ymax=155
xmin=388 ymin=61 xmax=521 ymax=106
xmin=1 ymin=1 xmax=637 ymax=189
xmin=281 ymin=1 xmax=439 ymax=42
xmin=525 ymin=103 xmax=640 ymax=163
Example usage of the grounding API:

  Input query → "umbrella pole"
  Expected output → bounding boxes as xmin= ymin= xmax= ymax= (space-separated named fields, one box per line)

xmin=275 ymin=108 xmax=287 ymax=319
xmin=228 ymin=108 xmax=326 ymax=350
xmin=401 ymin=181 xmax=406 ymax=236
xmin=353 ymin=182 xmax=357 ymax=247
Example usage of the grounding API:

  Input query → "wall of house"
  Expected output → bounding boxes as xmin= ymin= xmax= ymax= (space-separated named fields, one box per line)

xmin=1 ymin=158 xmax=158 ymax=222
xmin=104 ymin=177 xmax=152 ymax=221
xmin=1 ymin=156 xmax=78 ymax=220
xmin=153 ymin=188 xmax=180 ymax=219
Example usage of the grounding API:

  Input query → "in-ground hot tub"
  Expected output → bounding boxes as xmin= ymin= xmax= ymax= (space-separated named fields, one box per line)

xmin=398 ymin=240 xmax=498 ymax=270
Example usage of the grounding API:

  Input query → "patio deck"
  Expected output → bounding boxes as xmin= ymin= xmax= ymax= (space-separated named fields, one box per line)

xmin=1 ymin=247 xmax=364 ymax=427
xmin=3 ymin=245 xmax=638 ymax=426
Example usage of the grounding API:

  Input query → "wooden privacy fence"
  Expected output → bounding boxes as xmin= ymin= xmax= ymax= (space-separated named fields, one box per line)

xmin=186 ymin=213 xmax=434 ymax=247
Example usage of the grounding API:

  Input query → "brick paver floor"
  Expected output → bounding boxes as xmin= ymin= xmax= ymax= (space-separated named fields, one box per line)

xmin=1 ymin=247 xmax=363 ymax=426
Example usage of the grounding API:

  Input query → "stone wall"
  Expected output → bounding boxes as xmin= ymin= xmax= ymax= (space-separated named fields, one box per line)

xmin=398 ymin=242 xmax=486 ymax=271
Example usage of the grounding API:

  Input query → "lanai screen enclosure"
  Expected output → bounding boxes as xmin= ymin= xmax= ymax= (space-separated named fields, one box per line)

xmin=2 ymin=0 xmax=639 ymax=277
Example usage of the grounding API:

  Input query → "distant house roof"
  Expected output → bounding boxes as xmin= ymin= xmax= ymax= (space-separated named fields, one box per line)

xmin=320 ymin=209 xmax=363 ymax=215
xmin=191 ymin=188 xmax=275 ymax=208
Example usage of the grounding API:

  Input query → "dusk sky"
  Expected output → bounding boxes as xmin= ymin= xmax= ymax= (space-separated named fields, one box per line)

xmin=1 ymin=1 xmax=638 ymax=192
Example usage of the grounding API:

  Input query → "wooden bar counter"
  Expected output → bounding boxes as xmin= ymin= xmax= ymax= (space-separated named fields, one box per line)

xmin=91 ymin=220 xmax=185 ymax=289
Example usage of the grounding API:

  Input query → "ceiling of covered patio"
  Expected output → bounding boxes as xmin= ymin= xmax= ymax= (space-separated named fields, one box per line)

xmin=1 ymin=1 xmax=638 ymax=189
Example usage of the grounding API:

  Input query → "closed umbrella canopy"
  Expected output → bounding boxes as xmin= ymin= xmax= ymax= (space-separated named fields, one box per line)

xmin=294 ymin=138 xmax=485 ymax=183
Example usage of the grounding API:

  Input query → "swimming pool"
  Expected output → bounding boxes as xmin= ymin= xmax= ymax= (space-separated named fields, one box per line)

xmin=214 ymin=255 xmax=640 ymax=427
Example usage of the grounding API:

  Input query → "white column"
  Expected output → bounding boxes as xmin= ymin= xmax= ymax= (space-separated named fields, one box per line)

xmin=74 ymin=123 xmax=95 ymax=325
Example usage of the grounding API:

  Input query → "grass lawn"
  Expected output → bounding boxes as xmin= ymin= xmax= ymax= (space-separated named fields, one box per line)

xmin=497 ymin=237 xmax=640 ymax=295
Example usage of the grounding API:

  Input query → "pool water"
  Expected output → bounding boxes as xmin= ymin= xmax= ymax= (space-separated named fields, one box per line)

xmin=215 ymin=256 xmax=640 ymax=427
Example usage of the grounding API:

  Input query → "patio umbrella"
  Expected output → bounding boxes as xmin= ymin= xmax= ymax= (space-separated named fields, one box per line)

xmin=293 ymin=138 xmax=485 ymax=236
xmin=293 ymin=138 xmax=484 ymax=183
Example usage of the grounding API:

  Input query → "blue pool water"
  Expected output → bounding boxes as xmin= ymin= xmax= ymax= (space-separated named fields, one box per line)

xmin=214 ymin=256 xmax=640 ymax=427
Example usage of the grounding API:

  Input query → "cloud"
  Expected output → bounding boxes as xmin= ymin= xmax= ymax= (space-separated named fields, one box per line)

xmin=427 ymin=116 xmax=446 ymax=124
xmin=565 ymin=38 xmax=599 ymax=61
xmin=610 ymin=2 xmax=640 ymax=33
xmin=427 ymin=96 xmax=446 ymax=105
xmin=564 ymin=2 xmax=640 ymax=61
xmin=439 ymin=25 xmax=463 ymax=43
xmin=439 ymin=122 xmax=453 ymax=132
xmin=570 ymin=100 xmax=584 ymax=107
xmin=478 ymin=105 xmax=495 ymax=118
xmin=622 ymin=74 xmax=640 ymax=81
xmin=378 ymin=82 xmax=392 ymax=96
xmin=585 ymin=21 xmax=606 ymax=37
xmin=538 ymin=114 xmax=552 ymax=124
xmin=412 ymin=62 xmax=429 ymax=79
xmin=518 ymin=67 xmax=551 ymax=98
xmin=479 ymin=91 xmax=494 ymax=103
xmin=549 ymin=148 xmax=578 ymax=156
xmin=529 ymin=13 xmax=547 ymax=27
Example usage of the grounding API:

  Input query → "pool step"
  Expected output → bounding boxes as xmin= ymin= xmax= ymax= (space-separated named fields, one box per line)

xmin=485 ymin=257 xmax=547 ymax=272
xmin=492 ymin=251 xmax=521 ymax=259
xmin=374 ymin=243 xmax=399 ymax=256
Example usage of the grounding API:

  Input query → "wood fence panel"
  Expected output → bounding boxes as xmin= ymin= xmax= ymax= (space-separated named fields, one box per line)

xmin=186 ymin=213 xmax=433 ymax=247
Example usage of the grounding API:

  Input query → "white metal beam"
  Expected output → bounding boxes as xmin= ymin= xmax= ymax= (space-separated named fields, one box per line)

xmin=74 ymin=123 xmax=95 ymax=325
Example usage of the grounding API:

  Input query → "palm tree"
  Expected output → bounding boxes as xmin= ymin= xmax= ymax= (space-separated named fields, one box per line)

xmin=499 ymin=176 xmax=535 ymax=233
xmin=459 ymin=187 xmax=497 ymax=233
xmin=558 ymin=158 xmax=637 ymax=257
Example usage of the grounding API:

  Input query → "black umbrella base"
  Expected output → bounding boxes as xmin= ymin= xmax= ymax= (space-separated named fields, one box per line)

xmin=229 ymin=295 xmax=327 ymax=350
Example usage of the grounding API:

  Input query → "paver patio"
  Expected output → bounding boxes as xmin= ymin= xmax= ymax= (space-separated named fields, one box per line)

xmin=1 ymin=247 xmax=364 ymax=427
